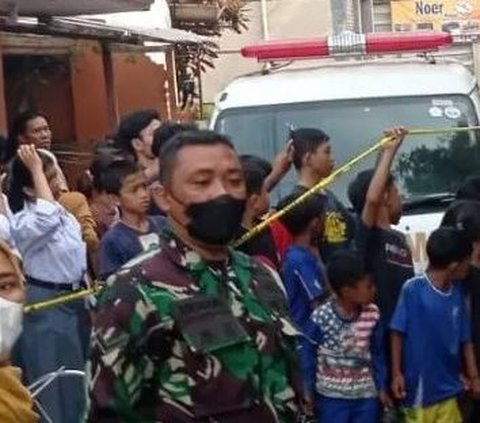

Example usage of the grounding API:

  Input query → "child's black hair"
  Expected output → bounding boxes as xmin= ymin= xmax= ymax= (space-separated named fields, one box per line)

xmin=240 ymin=155 xmax=272 ymax=196
xmin=277 ymin=192 xmax=324 ymax=236
xmin=441 ymin=200 xmax=480 ymax=243
xmin=291 ymin=128 xmax=330 ymax=170
xmin=101 ymin=159 xmax=142 ymax=195
xmin=152 ymin=121 xmax=198 ymax=158
xmin=8 ymin=150 xmax=55 ymax=213
xmin=456 ymin=176 xmax=480 ymax=202
xmin=348 ymin=168 xmax=395 ymax=214
xmin=90 ymin=147 xmax=130 ymax=193
xmin=327 ymin=250 xmax=367 ymax=295
xmin=114 ymin=109 xmax=159 ymax=154
xmin=427 ymin=227 xmax=473 ymax=268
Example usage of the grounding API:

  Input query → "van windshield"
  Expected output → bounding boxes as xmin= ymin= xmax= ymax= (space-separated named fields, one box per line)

xmin=214 ymin=95 xmax=480 ymax=207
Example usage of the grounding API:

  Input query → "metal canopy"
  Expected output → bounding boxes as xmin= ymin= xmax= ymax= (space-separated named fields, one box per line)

xmin=0 ymin=0 xmax=153 ymax=17
xmin=0 ymin=16 xmax=212 ymax=46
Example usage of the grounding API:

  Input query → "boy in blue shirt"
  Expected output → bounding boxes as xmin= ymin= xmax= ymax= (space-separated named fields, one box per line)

xmin=99 ymin=159 xmax=165 ymax=279
xmin=280 ymin=192 xmax=328 ymax=332
xmin=279 ymin=192 xmax=328 ymax=414
xmin=390 ymin=227 xmax=480 ymax=422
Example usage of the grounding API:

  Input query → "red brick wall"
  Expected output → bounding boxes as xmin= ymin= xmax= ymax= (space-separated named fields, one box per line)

xmin=113 ymin=52 xmax=169 ymax=120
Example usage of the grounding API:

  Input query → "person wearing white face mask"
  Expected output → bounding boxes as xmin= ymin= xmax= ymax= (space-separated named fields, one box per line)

xmin=0 ymin=239 xmax=38 ymax=423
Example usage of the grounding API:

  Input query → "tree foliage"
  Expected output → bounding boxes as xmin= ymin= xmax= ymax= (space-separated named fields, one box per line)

xmin=395 ymin=126 xmax=480 ymax=196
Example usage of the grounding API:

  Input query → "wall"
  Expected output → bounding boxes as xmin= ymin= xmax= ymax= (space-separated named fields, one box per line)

xmin=113 ymin=52 xmax=169 ymax=121
xmin=330 ymin=0 xmax=359 ymax=33
xmin=70 ymin=40 xmax=110 ymax=145
xmin=70 ymin=40 xmax=174 ymax=143
xmin=202 ymin=0 xmax=333 ymax=103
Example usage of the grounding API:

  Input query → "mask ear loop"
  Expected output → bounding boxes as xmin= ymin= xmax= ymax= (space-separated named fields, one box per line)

xmin=163 ymin=190 xmax=191 ymax=229
xmin=168 ymin=191 xmax=188 ymax=208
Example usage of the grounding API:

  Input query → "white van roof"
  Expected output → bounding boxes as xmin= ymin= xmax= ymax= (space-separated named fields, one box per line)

xmin=215 ymin=61 xmax=476 ymax=111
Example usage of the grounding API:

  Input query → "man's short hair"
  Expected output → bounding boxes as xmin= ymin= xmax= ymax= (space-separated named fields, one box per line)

xmin=327 ymin=250 xmax=367 ymax=294
xmin=101 ymin=159 xmax=141 ymax=195
xmin=114 ymin=109 xmax=159 ymax=154
xmin=348 ymin=168 xmax=395 ymax=214
xmin=159 ymin=130 xmax=235 ymax=184
xmin=240 ymin=155 xmax=272 ymax=196
xmin=277 ymin=192 xmax=324 ymax=236
xmin=291 ymin=128 xmax=330 ymax=170
xmin=427 ymin=227 xmax=472 ymax=268
xmin=152 ymin=121 xmax=198 ymax=158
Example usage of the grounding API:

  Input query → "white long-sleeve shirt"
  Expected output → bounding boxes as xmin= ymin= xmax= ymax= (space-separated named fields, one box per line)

xmin=10 ymin=199 xmax=86 ymax=284
xmin=0 ymin=194 xmax=17 ymax=252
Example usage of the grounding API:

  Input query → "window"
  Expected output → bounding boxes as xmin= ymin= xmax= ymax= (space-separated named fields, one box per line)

xmin=215 ymin=95 xmax=479 ymax=206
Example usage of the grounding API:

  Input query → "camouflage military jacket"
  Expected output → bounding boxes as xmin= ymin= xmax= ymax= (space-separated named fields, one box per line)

xmin=86 ymin=229 xmax=301 ymax=422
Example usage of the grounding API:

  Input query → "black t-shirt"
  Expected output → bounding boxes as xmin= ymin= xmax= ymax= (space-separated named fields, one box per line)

xmin=291 ymin=186 xmax=356 ymax=261
xmin=355 ymin=220 xmax=414 ymax=325
xmin=236 ymin=225 xmax=280 ymax=270
xmin=463 ymin=266 xmax=480 ymax=365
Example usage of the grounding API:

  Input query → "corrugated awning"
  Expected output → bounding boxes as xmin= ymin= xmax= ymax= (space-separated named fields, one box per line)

xmin=0 ymin=0 xmax=153 ymax=16
xmin=0 ymin=16 xmax=213 ymax=46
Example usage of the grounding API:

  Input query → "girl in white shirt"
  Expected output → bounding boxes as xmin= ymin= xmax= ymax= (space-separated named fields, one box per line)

xmin=7 ymin=145 xmax=87 ymax=423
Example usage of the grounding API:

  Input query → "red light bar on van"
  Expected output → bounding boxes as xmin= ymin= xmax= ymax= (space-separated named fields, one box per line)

xmin=241 ymin=32 xmax=453 ymax=61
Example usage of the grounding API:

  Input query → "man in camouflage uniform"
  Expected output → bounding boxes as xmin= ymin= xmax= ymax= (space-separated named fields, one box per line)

xmin=86 ymin=130 xmax=302 ymax=422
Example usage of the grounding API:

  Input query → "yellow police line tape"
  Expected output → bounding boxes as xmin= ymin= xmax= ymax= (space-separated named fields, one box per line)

xmin=23 ymin=125 xmax=480 ymax=314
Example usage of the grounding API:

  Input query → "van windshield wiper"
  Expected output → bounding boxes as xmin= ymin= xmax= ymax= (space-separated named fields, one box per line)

xmin=402 ymin=192 xmax=456 ymax=214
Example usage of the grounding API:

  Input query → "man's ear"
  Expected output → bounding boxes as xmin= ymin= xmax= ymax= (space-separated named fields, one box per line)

xmin=131 ymin=138 xmax=143 ymax=153
xmin=22 ymin=186 xmax=35 ymax=198
xmin=446 ymin=261 xmax=461 ymax=276
xmin=302 ymin=152 xmax=311 ymax=168
xmin=246 ymin=193 xmax=259 ymax=211
xmin=109 ymin=193 xmax=121 ymax=207
xmin=151 ymin=183 xmax=169 ymax=212
xmin=18 ymin=134 xmax=27 ymax=146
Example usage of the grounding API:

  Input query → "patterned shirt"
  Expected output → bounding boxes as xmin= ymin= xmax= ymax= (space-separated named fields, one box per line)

xmin=311 ymin=300 xmax=386 ymax=399
xmin=86 ymin=228 xmax=300 ymax=422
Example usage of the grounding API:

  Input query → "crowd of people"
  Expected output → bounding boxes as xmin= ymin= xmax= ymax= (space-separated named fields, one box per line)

xmin=1 ymin=108 xmax=480 ymax=423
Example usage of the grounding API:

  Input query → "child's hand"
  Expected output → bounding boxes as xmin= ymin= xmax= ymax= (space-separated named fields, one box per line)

xmin=300 ymin=393 xmax=314 ymax=417
xmin=272 ymin=140 xmax=294 ymax=176
xmin=383 ymin=127 xmax=408 ymax=151
xmin=379 ymin=390 xmax=393 ymax=408
xmin=18 ymin=145 xmax=43 ymax=175
xmin=391 ymin=373 xmax=406 ymax=400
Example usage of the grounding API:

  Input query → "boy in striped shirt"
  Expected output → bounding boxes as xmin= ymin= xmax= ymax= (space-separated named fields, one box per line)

xmin=308 ymin=250 xmax=390 ymax=422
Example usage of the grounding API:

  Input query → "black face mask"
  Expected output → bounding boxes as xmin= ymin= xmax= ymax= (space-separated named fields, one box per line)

xmin=182 ymin=195 xmax=246 ymax=245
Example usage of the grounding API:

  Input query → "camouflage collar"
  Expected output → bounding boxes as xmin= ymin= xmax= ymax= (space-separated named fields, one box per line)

xmin=160 ymin=226 xmax=252 ymax=274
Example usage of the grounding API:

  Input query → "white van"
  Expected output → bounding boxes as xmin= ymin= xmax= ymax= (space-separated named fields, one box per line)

xmin=210 ymin=33 xmax=480 ymax=271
